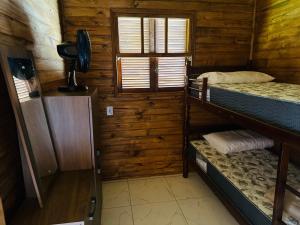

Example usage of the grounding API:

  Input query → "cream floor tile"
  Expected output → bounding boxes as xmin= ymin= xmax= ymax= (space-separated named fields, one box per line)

xmin=128 ymin=177 xmax=175 ymax=205
xmin=132 ymin=201 xmax=188 ymax=225
xmin=178 ymin=197 xmax=239 ymax=225
xmin=127 ymin=175 xmax=165 ymax=181
xmin=103 ymin=179 xmax=128 ymax=184
xmin=101 ymin=206 xmax=134 ymax=225
xmin=103 ymin=181 xmax=131 ymax=208
xmin=165 ymin=173 xmax=214 ymax=200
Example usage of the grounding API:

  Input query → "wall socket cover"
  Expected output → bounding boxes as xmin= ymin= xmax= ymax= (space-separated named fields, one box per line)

xmin=106 ymin=106 xmax=113 ymax=116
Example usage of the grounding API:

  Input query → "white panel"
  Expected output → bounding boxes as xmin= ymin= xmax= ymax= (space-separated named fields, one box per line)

xmin=144 ymin=18 xmax=165 ymax=53
xmin=118 ymin=17 xmax=141 ymax=53
xmin=158 ymin=57 xmax=186 ymax=88
xmin=155 ymin=18 xmax=165 ymax=53
xmin=168 ymin=18 xmax=188 ymax=53
xmin=144 ymin=18 xmax=150 ymax=53
xmin=121 ymin=57 xmax=150 ymax=89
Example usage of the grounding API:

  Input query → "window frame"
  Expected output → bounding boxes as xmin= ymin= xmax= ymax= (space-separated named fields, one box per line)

xmin=111 ymin=8 xmax=196 ymax=94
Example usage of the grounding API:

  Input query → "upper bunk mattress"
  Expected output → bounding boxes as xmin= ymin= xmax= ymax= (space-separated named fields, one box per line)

xmin=209 ymin=82 xmax=300 ymax=133
xmin=191 ymin=140 xmax=300 ymax=225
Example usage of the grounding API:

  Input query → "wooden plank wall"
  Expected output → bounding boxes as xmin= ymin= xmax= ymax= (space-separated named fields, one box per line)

xmin=61 ymin=0 xmax=255 ymax=179
xmin=253 ymin=0 xmax=300 ymax=84
xmin=0 ymin=70 xmax=23 ymax=222
xmin=0 ymin=0 xmax=65 ymax=90
xmin=253 ymin=0 xmax=300 ymax=165
xmin=0 ymin=0 xmax=64 ymax=221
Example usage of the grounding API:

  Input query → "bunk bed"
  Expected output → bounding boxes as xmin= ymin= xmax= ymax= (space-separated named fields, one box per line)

xmin=183 ymin=61 xmax=300 ymax=225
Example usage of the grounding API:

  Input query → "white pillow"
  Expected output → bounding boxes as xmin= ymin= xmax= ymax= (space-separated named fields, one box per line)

xmin=197 ymin=71 xmax=274 ymax=84
xmin=203 ymin=130 xmax=274 ymax=154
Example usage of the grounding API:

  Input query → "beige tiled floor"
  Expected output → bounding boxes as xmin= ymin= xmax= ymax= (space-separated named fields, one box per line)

xmin=101 ymin=173 xmax=239 ymax=225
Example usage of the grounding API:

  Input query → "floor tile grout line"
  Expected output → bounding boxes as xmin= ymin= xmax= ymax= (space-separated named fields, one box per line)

xmin=127 ymin=175 xmax=166 ymax=182
xmin=130 ymin=199 xmax=179 ymax=207
xmin=172 ymin=174 xmax=238 ymax=225
xmin=102 ymin=179 xmax=129 ymax=184
xmin=163 ymin=175 xmax=177 ymax=200
xmin=102 ymin=205 xmax=132 ymax=210
xmin=175 ymin=199 xmax=190 ymax=225
xmin=102 ymin=179 xmax=132 ymax=209
xmin=130 ymin=176 xmax=178 ymax=206
xmin=102 ymin=174 xmax=237 ymax=225
xmin=127 ymin=179 xmax=135 ymax=225
xmin=165 ymin=174 xmax=191 ymax=225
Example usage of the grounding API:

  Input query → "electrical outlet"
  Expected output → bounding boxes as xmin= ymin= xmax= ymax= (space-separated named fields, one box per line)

xmin=106 ymin=106 xmax=113 ymax=116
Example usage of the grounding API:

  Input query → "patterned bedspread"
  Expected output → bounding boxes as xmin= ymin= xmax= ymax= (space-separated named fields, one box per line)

xmin=211 ymin=82 xmax=300 ymax=104
xmin=191 ymin=140 xmax=300 ymax=225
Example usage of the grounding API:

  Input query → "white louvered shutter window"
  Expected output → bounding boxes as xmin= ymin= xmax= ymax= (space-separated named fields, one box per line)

xmin=116 ymin=14 xmax=191 ymax=91
xmin=158 ymin=57 xmax=186 ymax=88
xmin=118 ymin=17 xmax=141 ymax=53
xmin=168 ymin=18 xmax=188 ymax=53
xmin=120 ymin=57 xmax=150 ymax=89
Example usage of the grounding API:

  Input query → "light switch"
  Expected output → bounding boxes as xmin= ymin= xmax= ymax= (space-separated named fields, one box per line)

xmin=106 ymin=106 xmax=113 ymax=116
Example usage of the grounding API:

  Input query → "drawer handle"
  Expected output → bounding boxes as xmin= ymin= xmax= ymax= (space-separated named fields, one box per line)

xmin=88 ymin=197 xmax=97 ymax=220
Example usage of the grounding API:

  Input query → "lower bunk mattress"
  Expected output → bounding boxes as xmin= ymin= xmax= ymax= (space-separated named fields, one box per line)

xmin=190 ymin=140 xmax=300 ymax=225
xmin=209 ymin=82 xmax=300 ymax=133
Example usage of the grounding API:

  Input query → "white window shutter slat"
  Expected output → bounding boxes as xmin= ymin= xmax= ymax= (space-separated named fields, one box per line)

xmin=143 ymin=18 xmax=165 ymax=53
xmin=155 ymin=18 xmax=165 ymax=53
xmin=121 ymin=57 xmax=150 ymax=89
xmin=158 ymin=57 xmax=186 ymax=88
xmin=118 ymin=17 xmax=142 ymax=53
xmin=168 ymin=18 xmax=188 ymax=53
xmin=144 ymin=18 xmax=150 ymax=53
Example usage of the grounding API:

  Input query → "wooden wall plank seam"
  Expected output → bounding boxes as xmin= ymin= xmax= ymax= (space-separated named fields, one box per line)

xmin=253 ymin=0 xmax=300 ymax=84
xmin=61 ymin=0 xmax=255 ymax=179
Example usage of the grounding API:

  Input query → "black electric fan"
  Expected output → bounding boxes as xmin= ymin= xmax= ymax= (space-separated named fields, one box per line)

xmin=57 ymin=30 xmax=91 ymax=92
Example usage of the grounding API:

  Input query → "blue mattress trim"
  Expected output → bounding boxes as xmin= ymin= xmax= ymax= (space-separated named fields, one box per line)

xmin=207 ymin=160 xmax=271 ymax=225
xmin=189 ymin=145 xmax=271 ymax=225
xmin=210 ymin=87 xmax=300 ymax=133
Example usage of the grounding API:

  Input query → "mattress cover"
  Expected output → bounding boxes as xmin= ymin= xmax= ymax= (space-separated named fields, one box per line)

xmin=191 ymin=140 xmax=300 ymax=225
xmin=209 ymin=82 xmax=300 ymax=132
xmin=211 ymin=82 xmax=300 ymax=104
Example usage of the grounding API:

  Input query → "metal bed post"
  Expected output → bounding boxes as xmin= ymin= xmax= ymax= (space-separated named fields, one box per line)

xmin=201 ymin=78 xmax=208 ymax=103
xmin=183 ymin=60 xmax=192 ymax=178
